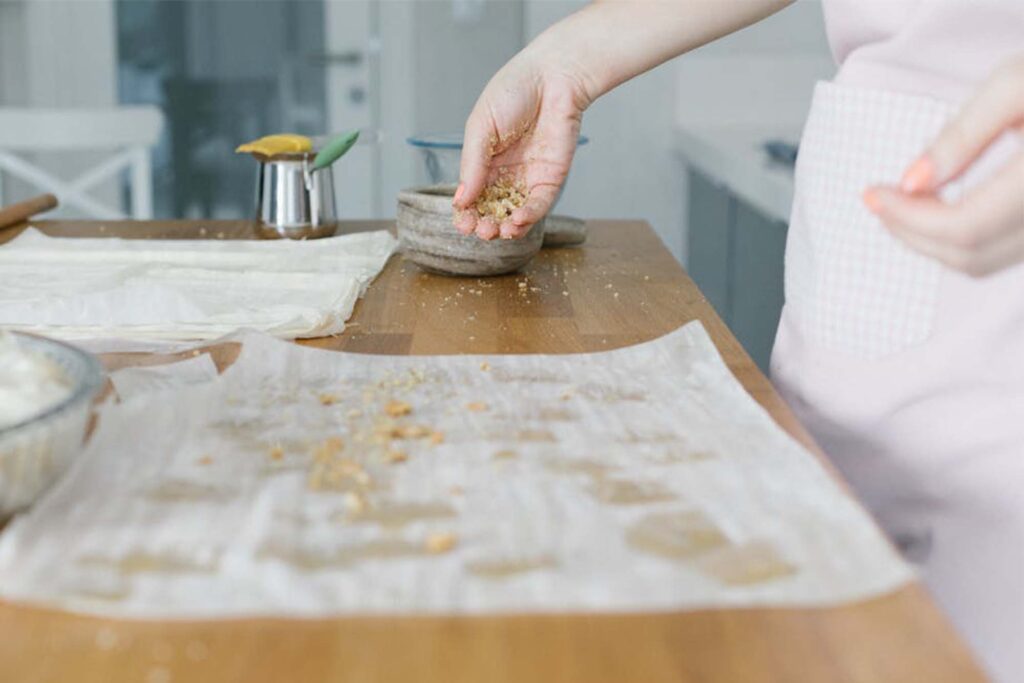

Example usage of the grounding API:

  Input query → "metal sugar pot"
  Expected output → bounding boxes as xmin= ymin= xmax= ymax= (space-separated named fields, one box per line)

xmin=255 ymin=153 xmax=338 ymax=240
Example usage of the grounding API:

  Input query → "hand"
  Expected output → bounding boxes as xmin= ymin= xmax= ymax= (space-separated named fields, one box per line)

xmin=452 ymin=54 xmax=589 ymax=240
xmin=863 ymin=56 xmax=1024 ymax=277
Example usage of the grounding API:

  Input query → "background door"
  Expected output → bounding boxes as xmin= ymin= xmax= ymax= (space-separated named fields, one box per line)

xmin=320 ymin=0 xmax=378 ymax=219
xmin=114 ymin=0 xmax=521 ymax=222
xmin=117 ymin=0 xmax=329 ymax=220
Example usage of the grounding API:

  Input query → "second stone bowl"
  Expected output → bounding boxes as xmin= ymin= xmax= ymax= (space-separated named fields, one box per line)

xmin=396 ymin=185 xmax=544 ymax=277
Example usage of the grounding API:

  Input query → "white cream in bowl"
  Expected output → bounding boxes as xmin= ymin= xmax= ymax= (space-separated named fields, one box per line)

xmin=0 ymin=333 xmax=73 ymax=429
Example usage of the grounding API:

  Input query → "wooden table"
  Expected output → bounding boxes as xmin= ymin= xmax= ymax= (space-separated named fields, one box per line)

xmin=0 ymin=220 xmax=986 ymax=682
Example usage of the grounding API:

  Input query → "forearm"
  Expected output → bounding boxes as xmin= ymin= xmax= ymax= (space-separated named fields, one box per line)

xmin=527 ymin=0 xmax=794 ymax=104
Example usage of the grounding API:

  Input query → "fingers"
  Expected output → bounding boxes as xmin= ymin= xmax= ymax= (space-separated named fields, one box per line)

xmin=876 ymin=217 xmax=976 ymax=271
xmin=902 ymin=57 xmax=1024 ymax=193
xmin=454 ymin=209 xmax=476 ymax=236
xmin=872 ymin=153 xmax=1024 ymax=243
xmin=511 ymin=184 xmax=561 ymax=230
xmin=475 ymin=217 xmax=499 ymax=241
xmin=463 ymin=180 xmax=563 ymax=241
xmin=865 ymin=187 xmax=963 ymax=240
xmin=456 ymin=106 xmax=495 ymax=211
xmin=498 ymin=219 xmax=527 ymax=240
xmin=865 ymin=152 xmax=1024 ymax=276
xmin=885 ymin=218 xmax=1024 ymax=277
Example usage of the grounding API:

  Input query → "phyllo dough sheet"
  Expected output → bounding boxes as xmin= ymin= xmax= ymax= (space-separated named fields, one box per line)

xmin=0 ymin=228 xmax=396 ymax=343
xmin=0 ymin=322 xmax=912 ymax=618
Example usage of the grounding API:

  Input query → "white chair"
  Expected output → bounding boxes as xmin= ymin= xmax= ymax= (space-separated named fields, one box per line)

xmin=0 ymin=107 xmax=164 ymax=219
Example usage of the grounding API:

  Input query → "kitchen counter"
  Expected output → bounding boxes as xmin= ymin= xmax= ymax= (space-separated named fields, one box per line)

xmin=0 ymin=219 xmax=984 ymax=683
xmin=674 ymin=122 xmax=799 ymax=222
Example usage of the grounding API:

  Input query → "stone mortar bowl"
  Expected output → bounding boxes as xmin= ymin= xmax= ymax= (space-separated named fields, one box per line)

xmin=396 ymin=184 xmax=584 ymax=277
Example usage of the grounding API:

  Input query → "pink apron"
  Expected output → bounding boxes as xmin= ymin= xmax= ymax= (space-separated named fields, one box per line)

xmin=771 ymin=76 xmax=1024 ymax=683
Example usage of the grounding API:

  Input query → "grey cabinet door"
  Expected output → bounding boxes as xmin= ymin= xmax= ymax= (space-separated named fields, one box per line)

xmin=685 ymin=168 xmax=787 ymax=373
xmin=685 ymin=170 xmax=733 ymax=320
xmin=730 ymin=202 xmax=786 ymax=372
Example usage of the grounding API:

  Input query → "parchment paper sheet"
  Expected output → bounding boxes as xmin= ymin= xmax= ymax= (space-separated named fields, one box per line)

xmin=0 ymin=228 xmax=395 ymax=348
xmin=0 ymin=322 xmax=913 ymax=618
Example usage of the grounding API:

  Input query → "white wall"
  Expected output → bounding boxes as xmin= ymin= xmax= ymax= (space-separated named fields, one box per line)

xmin=412 ymin=1 xmax=524 ymax=134
xmin=676 ymin=1 xmax=832 ymax=126
xmin=0 ymin=0 xmax=119 ymax=214
xmin=17 ymin=0 xmax=118 ymax=107
xmin=378 ymin=0 xmax=527 ymax=211
xmin=675 ymin=2 xmax=834 ymax=262
xmin=0 ymin=2 xmax=28 ymax=106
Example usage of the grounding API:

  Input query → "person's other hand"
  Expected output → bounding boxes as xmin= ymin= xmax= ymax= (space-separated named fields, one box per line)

xmin=453 ymin=54 xmax=590 ymax=240
xmin=864 ymin=56 xmax=1024 ymax=277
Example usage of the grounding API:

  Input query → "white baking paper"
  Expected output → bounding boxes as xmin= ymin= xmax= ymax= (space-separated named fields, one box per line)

xmin=108 ymin=353 xmax=219 ymax=402
xmin=0 ymin=228 xmax=395 ymax=348
xmin=0 ymin=322 xmax=913 ymax=618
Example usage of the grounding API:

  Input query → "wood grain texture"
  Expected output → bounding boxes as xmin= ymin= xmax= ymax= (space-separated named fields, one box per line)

xmin=0 ymin=219 xmax=987 ymax=683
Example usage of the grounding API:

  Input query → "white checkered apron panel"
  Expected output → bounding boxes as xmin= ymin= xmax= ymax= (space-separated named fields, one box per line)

xmin=784 ymin=82 xmax=959 ymax=359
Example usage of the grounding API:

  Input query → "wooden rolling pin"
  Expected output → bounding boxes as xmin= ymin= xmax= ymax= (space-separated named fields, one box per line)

xmin=0 ymin=194 xmax=58 ymax=230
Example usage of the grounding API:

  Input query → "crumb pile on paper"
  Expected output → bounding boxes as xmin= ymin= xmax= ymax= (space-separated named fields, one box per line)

xmin=0 ymin=228 xmax=395 ymax=345
xmin=0 ymin=322 xmax=912 ymax=618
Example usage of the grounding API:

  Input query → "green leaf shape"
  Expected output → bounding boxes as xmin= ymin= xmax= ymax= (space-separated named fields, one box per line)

xmin=312 ymin=130 xmax=361 ymax=170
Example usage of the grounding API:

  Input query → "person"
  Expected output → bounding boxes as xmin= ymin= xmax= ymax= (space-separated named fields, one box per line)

xmin=452 ymin=1 xmax=1024 ymax=680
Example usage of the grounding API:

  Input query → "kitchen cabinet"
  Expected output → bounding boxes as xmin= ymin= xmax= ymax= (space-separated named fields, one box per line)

xmin=686 ymin=168 xmax=787 ymax=372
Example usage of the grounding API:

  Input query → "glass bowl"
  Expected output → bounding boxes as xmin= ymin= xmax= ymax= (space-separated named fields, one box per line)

xmin=0 ymin=332 xmax=104 ymax=518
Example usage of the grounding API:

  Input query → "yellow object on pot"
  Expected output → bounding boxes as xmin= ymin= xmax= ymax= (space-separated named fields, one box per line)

xmin=235 ymin=133 xmax=313 ymax=157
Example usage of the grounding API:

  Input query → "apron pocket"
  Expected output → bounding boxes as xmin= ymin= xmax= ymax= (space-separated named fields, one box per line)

xmin=784 ymin=82 xmax=958 ymax=359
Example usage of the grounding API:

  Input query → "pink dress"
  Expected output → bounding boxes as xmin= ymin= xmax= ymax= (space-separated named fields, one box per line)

xmin=771 ymin=2 xmax=1024 ymax=681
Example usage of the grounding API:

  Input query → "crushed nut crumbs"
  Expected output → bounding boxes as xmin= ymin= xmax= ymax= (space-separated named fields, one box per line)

xmin=384 ymin=400 xmax=412 ymax=417
xmin=345 ymin=492 xmax=367 ymax=514
xmin=474 ymin=174 xmax=527 ymax=221
xmin=315 ymin=437 xmax=344 ymax=458
xmin=384 ymin=449 xmax=408 ymax=464
xmin=424 ymin=532 xmax=458 ymax=554
xmin=399 ymin=424 xmax=432 ymax=439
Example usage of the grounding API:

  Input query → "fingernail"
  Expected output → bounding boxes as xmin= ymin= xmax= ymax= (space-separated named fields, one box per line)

xmin=900 ymin=157 xmax=934 ymax=194
xmin=452 ymin=183 xmax=465 ymax=207
xmin=862 ymin=188 xmax=883 ymax=213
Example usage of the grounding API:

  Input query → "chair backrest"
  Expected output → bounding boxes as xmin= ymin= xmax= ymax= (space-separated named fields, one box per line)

xmin=0 ymin=107 xmax=163 ymax=151
xmin=0 ymin=106 xmax=164 ymax=219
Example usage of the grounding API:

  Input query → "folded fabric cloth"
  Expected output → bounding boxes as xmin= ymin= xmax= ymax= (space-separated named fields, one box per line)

xmin=0 ymin=228 xmax=396 ymax=343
